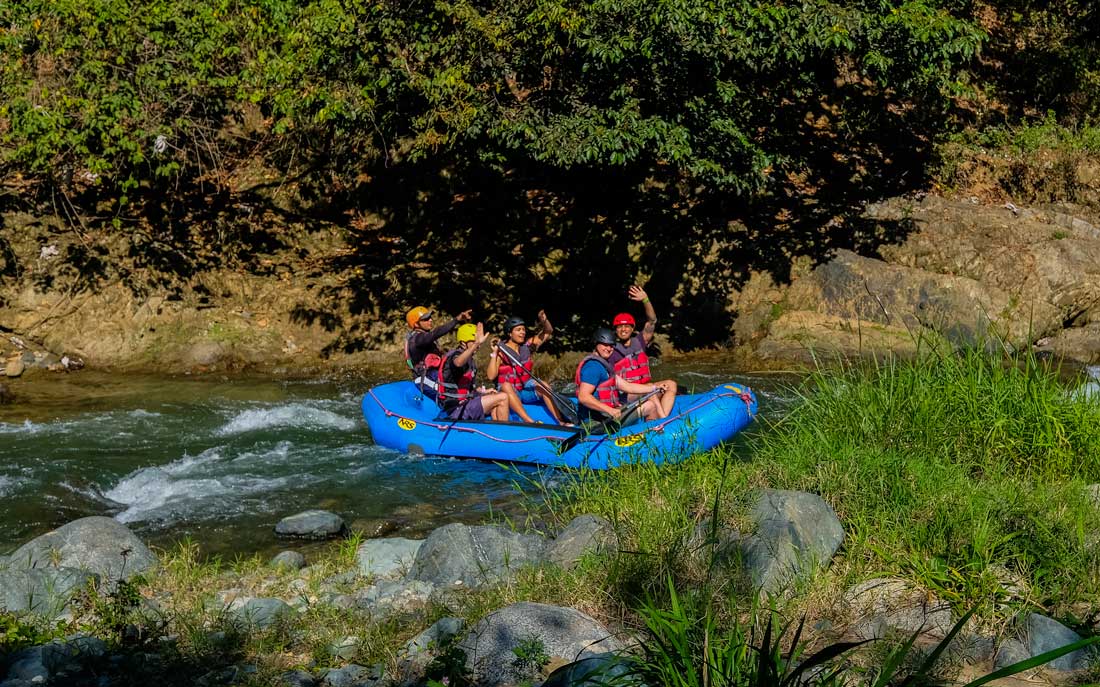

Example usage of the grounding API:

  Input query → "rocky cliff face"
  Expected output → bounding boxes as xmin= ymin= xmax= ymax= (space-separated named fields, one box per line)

xmin=740 ymin=196 xmax=1100 ymax=365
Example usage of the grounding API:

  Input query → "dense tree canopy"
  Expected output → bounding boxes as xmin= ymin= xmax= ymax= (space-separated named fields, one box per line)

xmin=0 ymin=0 xmax=1094 ymax=347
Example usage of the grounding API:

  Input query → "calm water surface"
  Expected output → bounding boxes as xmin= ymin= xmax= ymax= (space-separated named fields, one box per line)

xmin=0 ymin=356 xmax=793 ymax=558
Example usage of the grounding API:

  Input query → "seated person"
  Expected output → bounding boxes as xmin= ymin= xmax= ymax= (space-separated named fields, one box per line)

xmin=610 ymin=285 xmax=678 ymax=407
xmin=574 ymin=328 xmax=674 ymax=426
xmin=403 ymin=305 xmax=472 ymax=376
xmin=425 ymin=322 xmax=509 ymax=421
xmin=487 ymin=311 xmax=570 ymax=424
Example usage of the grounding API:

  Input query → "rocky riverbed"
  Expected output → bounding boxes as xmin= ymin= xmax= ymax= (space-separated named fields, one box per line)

xmin=2 ymin=491 xmax=1097 ymax=687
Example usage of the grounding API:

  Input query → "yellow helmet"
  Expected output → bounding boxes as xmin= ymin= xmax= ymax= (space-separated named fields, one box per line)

xmin=456 ymin=324 xmax=477 ymax=343
xmin=405 ymin=306 xmax=431 ymax=328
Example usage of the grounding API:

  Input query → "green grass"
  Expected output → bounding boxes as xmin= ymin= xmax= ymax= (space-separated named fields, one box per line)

xmin=523 ymin=347 xmax=1100 ymax=620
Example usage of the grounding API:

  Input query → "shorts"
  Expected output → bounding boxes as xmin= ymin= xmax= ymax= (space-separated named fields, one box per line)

xmin=447 ymin=396 xmax=486 ymax=421
xmin=517 ymin=379 xmax=542 ymax=405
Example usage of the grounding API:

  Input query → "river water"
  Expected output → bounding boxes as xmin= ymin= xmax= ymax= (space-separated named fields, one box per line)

xmin=0 ymin=356 xmax=792 ymax=559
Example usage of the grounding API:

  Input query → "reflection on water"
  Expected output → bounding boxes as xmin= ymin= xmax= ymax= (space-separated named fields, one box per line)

xmin=0 ymin=359 xmax=792 ymax=558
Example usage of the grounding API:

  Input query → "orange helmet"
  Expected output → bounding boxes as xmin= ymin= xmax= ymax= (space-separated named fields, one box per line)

xmin=405 ymin=306 xmax=432 ymax=328
xmin=612 ymin=312 xmax=636 ymax=327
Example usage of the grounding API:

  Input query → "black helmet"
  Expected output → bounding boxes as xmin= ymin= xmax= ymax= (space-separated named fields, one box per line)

xmin=593 ymin=327 xmax=616 ymax=346
xmin=504 ymin=316 xmax=526 ymax=333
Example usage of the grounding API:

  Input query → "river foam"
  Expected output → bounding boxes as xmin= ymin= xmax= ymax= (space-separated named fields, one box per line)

xmin=104 ymin=444 xmax=303 ymax=523
xmin=215 ymin=403 xmax=358 ymax=436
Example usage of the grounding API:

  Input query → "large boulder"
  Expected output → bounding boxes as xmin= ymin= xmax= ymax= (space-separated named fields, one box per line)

xmin=355 ymin=537 xmax=423 ymax=580
xmin=741 ymin=490 xmax=844 ymax=594
xmin=1036 ymin=323 xmax=1100 ymax=364
xmin=0 ymin=567 xmax=96 ymax=618
xmin=6 ymin=517 xmax=156 ymax=583
xmin=409 ymin=524 xmax=546 ymax=588
xmin=782 ymin=249 xmax=1059 ymax=348
xmin=274 ymin=510 xmax=347 ymax=540
xmin=546 ymin=515 xmax=617 ymax=569
xmin=745 ymin=197 xmax=1100 ymax=366
xmin=457 ymin=602 xmax=623 ymax=687
xmin=872 ymin=197 xmax=1100 ymax=327
xmin=1026 ymin=613 xmax=1094 ymax=672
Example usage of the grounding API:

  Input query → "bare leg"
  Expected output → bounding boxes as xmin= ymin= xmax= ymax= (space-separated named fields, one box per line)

xmin=656 ymin=379 xmax=677 ymax=418
xmin=484 ymin=392 xmax=510 ymax=421
xmin=501 ymin=383 xmax=535 ymax=422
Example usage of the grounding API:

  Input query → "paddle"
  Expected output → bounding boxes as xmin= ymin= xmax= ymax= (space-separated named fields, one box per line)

xmin=495 ymin=343 xmax=580 ymax=425
xmin=616 ymin=386 xmax=665 ymax=427
xmin=570 ymin=386 xmax=666 ymax=462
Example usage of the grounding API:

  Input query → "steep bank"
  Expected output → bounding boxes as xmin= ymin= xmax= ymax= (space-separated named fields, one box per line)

xmin=735 ymin=196 xmax=1100 ymax=366
xmin=5 ymin=190 xmax=1100 ymax=375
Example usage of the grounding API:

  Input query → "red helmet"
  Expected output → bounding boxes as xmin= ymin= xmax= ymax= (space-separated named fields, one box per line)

xmin=612 ymin=312 xmax=635 ymax=327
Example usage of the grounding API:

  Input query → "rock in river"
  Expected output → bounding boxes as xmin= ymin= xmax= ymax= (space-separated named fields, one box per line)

xmin=275 ymin=510 xmax=347 ymax=540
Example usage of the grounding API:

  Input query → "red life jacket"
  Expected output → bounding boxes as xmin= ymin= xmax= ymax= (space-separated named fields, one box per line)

xmin=610 ymin=334 xmax=651 ymax=384
xmin=422 ymin=349 xmax=475 ymax=406
xmin=496 ymin=343 xmax=533 ymax=388
xmin=404 ymin=330 xmax=442 ymax=377
xmin=574 ymin=354 xmax=622 ymax=408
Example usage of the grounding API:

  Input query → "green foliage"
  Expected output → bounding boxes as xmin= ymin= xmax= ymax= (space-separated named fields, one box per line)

xmin=0 ymin=612 xmax=64 ymax=653
xmin=1 ymin=0 xmax=984 ymax=197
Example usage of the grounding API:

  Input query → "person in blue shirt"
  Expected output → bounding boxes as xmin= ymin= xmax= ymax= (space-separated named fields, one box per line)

xmin=574 ymin=328 xmax=674 ymax=425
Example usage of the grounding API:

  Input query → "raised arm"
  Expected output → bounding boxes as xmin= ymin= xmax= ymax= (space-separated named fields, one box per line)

xmin=528 ymin=310 xmax=553 ymax=350
xmin=452 ymin=321 xmax=485 ymax=368
xmin=486 ymin=338 xmax=502 ymax=381
xmin=428 ymin=309 xmax=473 ymax=343
xmin=628 ymin=286 xmax=657 ymax=345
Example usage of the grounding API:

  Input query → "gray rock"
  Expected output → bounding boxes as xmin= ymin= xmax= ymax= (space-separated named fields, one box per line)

xmin=270 ymin=551 xmax=307 ymax=571
xmin=275 ymin=510 xmax=347 ymax=540
xmin=403 ymin=617 xmax=466 ymax=657
xmin=5 ymin=635 xmax=107 ymax=683
xmin=541 ymin=652 xmax=641 ymax=687
xmin=321 ymin=663 xmax=380 ymax=687
xmin=410 ymin=523 xmax=546 ymax=588
xmin=843 ymin=578 xmax=954 ymax=640
xmin=329 ymin=636 xmax=360 ymax=661
xmin=546 ymin=515 xmax=616 ymax=569
xmin=355 ymin=579 xmax=435 ymax=618
xmin=280 ymin=670 xmax=318 ymax=687
xmin=457 ymin=602 xmax=623 ymax=687
xmin=0 ymin=567 xmax=96 ymax=617
xmin=741 ymin=490 xmax=844 ymax=594
xmin=1027 ymin=613 xmax=1092 ymax=671
xmin=7 ymin=517 xmax=156 ymax=584
xmin=355 ymin=537 xmax=422 ymax=580
xmin=955 ymin=634 xmax=996 ymax=665
xmin=229 ymin=597 xmax=294 ymax=629
xmin=994 ymin=638 xmax=1031 ymax=671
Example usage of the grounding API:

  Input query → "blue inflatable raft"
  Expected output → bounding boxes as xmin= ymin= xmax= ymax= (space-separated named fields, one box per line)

xmin=361 ymin=381 xmax=757 ymax=469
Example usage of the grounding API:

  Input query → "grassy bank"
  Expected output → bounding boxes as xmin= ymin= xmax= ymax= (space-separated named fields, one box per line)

xmin=5 ymin=347 xmax=1100 ymax=685
xmin=529 ymin=347 xmax=1100 ymax=631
